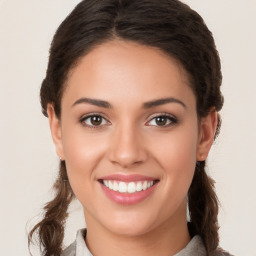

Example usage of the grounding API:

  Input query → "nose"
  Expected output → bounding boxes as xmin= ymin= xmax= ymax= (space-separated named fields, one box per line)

xmin=107 ymin=123 xmax=148 ymax=168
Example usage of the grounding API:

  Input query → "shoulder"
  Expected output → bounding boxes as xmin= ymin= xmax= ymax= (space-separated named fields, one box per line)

xmin=61 ymin=241 xmax=76 ymax=256
xmin=61 ymin=228 xmax=89 ymax=256
xmin=211 ymin=248 xmax=235 ymax=256
xmin=180 ymin=235 xmax=234 ymax=256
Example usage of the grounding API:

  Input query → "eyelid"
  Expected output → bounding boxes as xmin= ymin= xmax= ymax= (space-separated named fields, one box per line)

xmin=145 ymin=112 xmax=178 ymax=127
xmin=79 ymin=112 xmax=111 ymax=128
xmin=79 ymin=112 xmax=178 ymax=129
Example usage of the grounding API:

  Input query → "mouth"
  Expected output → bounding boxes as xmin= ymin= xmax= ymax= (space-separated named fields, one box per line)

xmin=98 ymin=179 xmax=159 ymax=194
xmin=98 ymin=174 xmax=159 ymax=205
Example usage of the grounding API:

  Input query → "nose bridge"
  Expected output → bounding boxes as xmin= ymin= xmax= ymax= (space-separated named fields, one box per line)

xmin=108 ymin=120 xmax=147 ymax=168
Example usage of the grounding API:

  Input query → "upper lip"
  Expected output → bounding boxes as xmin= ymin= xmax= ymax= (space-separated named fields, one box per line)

xmin=98 ymin=174 xmax=158 ymax=182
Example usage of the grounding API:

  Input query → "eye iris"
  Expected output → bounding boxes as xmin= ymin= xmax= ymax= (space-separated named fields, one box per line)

xmin=91 ymin=116 xmax=102 ymax=126
xmin=156 ymin=116 xmax=167 ymax=126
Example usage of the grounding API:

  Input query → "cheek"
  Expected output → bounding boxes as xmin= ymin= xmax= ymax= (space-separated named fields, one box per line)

xmin=151 ymin=123 xmax=198 ymax=194
xmin=61 ymin=127 xmax=107 ymax=201
xmin=62 ymin=121 xmax=107 ymax=169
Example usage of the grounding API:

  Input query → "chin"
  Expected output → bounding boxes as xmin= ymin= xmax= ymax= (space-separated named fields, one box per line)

xmin=108 ymin=224 xmax=152 ymax=237
xmin=102 ymin=212 xmax=157 ymax=237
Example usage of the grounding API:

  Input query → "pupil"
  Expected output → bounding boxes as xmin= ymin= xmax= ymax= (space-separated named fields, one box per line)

xmin=156 ymin=117 xmax=167 ymax=126
xmin=91 ymin=116 xmax=102 ymax=126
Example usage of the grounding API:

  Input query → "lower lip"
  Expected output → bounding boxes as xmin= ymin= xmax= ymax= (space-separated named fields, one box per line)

xmin=100 ymin=182 xmax=157 ymax=205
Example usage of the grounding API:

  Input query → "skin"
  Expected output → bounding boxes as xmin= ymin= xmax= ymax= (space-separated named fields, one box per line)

xmin=47 ymin=39 xmax=217 ymax=256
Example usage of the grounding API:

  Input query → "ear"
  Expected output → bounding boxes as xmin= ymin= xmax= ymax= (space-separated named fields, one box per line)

xmin=47 ymin=104 xmax=65 ymax=160
xmin=196 ymin=110 xmax=218 ymax=161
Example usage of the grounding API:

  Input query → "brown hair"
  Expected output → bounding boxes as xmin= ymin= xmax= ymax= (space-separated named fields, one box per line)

xmin=29 ymin=0 xmax=223 ymax=255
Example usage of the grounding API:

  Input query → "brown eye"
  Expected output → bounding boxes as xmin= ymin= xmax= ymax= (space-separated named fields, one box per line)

xmin=91 ymin=116 xmax=103 ymax=126
xmin=80 ymin=114 xmax=108 ymax=128
xmin=147 ymin=114 xmax=177 ymax=127
xmin=155 ymin=116 xmax=168 ymax=126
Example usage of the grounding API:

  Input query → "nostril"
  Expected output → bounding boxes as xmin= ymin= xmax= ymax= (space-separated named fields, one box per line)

xmin=107 ymin=136 xmax=148 ymax=167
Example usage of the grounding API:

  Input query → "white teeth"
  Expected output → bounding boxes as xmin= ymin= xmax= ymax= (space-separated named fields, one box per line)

xmin=119 ymin=182 xmax=127 ymax=193
xmin=136 ymin=182 xmax=142 ymax=192
xmin=102 ymin=180 xmax=155 ymax=193
xmin=127 ymin=182 xmax=136 ymax=193
xmin=142 ymin=181 xmax=148 ymax=190
xmin=113 ymin=181 xmax=119 ymax=191
xmin=103 ymin=180 xmax=108 ymax=187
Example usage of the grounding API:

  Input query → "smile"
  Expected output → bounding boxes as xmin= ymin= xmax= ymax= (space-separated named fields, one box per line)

xmin=98 ymin=174 xmax=159 ymax=205
xmin=102 ymin=180 xmax=155 ymax=193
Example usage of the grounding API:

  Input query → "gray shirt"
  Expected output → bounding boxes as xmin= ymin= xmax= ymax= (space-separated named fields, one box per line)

xmin=61 ymin=229 xmax=232 ymax=256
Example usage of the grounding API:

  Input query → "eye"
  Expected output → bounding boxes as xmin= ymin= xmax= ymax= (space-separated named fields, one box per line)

xmin=80 ymin=114 xmax=109 ymax=128
xmin=147 ymin=114 xmax=178 ymax=127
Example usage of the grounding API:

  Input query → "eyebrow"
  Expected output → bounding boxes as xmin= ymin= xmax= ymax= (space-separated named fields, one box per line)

xmin=72 ymin=97 xmax=112 ymax=108
xmin=72 ymin=97 xmax=186 ymax=109
xmin=143 ymin=97 xmax=186 ymax=109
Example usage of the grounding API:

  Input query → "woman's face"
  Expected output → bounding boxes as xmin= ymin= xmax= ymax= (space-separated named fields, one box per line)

xmin=48 ymin=40 xmax=215 ymax=237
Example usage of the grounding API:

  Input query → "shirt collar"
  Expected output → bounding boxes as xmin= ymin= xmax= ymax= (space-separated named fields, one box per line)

xmin=65 ymin=228 xmax=206 ymax=256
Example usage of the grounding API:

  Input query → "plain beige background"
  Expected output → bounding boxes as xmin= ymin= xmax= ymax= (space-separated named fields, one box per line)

xmin=0 ymin=0 xmax=255 ymax=255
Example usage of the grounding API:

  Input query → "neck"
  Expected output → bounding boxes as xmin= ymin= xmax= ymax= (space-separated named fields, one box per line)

xmin=84 ymin=203 xmax=191 ymax=256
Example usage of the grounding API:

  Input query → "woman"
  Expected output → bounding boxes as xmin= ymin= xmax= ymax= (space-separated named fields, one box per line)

xmin=29 ymin=0 xmax=232 ymax=255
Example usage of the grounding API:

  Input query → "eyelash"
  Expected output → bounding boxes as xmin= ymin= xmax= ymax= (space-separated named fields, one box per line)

xmin=79 ymin=112 xmax=178 ymax=129
xmin=79 ymin=113 xmax=110 ymax=129
xmin=147 ymin=113 xmax=178 ymax=127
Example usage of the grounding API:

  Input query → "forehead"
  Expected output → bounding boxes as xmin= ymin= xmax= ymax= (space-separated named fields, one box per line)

xmin=63 ymin=39 xmax=195 ymax=109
